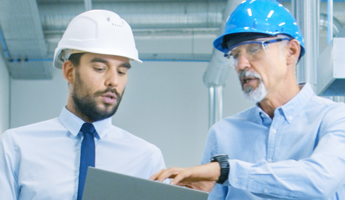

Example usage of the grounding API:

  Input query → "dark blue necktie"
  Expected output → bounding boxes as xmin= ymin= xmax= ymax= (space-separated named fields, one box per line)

xmin=77 ymin=123 xmax=96 ymax=200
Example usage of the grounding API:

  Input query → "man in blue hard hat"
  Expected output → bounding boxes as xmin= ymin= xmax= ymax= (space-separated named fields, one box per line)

xmin=151 ymin=0 xmax=345 ymax=199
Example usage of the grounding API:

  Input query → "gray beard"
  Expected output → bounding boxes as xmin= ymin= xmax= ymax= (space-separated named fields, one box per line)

xmin=239 ymin=70 xmax=267 ymax=103
xmin=243 ymin=81 xmax=267 ymax=103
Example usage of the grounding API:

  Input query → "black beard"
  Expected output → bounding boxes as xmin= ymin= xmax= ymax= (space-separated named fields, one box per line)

xmin=72 ymin=70 xmax=123 ymax=122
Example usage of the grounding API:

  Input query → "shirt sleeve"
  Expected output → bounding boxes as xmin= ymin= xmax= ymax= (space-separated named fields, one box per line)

xmin=150 ymin=147 xmax=166 ymax=174
xmin=0 ymin=131 xmax=19 ymax=200
xmin=201 ymin=128 xmax=228 ymax=199
xmin=149 ymin=146 xmax=170 ymax=184
xmin=227 ymin=106 xmax=345 ymax=200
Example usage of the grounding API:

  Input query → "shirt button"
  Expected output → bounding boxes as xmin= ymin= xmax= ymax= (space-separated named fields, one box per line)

xmin=264 ymin=188 xmax=268 ymax=193
xmin=268 ymin=159 xmax=273 ymax=163
xmin=271 ymin=129 xmax=276 ymax=133
xmin=260 ymin=113 xmax=265 ymax=118
xmin=234 ymin=178 xmax=238 ymax=182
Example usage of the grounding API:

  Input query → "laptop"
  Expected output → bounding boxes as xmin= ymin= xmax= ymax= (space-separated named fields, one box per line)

xmin=83 ymin=167 xmax=209 ymax=200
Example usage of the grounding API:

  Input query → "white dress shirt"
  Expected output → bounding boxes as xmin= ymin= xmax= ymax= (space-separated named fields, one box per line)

xmin=0 ymin=107 xmax=166 ymax=200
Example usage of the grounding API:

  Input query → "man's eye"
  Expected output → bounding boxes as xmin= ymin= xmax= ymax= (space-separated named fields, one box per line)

xmin=94 ymin=67 xmax=105 ymax=72
xmin=247 ymin=44 xmax=261 ymax=54
xmin=118 ymin=70 xmax=127 ymax=75
xmin=230 ymin=51 xmax=239 ymax=59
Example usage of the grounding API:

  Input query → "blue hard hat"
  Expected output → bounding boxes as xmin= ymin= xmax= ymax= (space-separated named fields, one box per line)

xmin=214 ymin=0 xmax=305 ymax=57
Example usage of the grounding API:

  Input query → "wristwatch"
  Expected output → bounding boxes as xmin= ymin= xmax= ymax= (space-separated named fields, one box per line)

xmin=210 ymin=154 xmax=230 ymax=184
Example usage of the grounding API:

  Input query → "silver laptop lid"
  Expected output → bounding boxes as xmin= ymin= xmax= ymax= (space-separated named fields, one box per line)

xmin=83 ymin=167 xmax=209 ymax=200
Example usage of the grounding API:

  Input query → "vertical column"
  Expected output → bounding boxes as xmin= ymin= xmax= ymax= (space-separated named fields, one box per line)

xmin=327 ymin=0 xmax=333 ymax=44
xmin=84 ymin=0 xmax=92 ymax=11
xmin=208 ymin=86 xmax=223 ymax=129
xmin=292 ymin=0 xmax=320 ymax=91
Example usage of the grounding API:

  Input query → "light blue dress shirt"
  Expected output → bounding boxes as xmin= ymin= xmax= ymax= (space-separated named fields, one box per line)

xmin=202 ymin=83 xmax=345 ymax=200
xmin=0 ymin=107 xmax=166 ymax=200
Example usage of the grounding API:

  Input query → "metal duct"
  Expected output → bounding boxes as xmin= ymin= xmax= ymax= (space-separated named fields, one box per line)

xmin=0 ymin=0 xmax=226 ymax=79
xmin=203 ymin=0 xmax=242 ymax=87
xmin=0 ymin=0 xmax=52 ymax=79
xmin=316 ymin=1 xmax=345 ymax=97
xmin=203 ymin=0 xmax=243 ymax=128
xmin=39 ymin=1 xmax=225 ymax=63
xmin=320 ymin=2 xmax=345 ymax=29
xmin=317 ymin=33 xmax=345 ymax=96
xmin=338 ymin=26 xmax=345 ymax=36
xmin=38 ymin=2 xmax=225 ymax=31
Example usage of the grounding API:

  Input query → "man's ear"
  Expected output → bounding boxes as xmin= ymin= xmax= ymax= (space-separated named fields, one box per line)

xmin=62 ymin=60 xmax=75 ymax=84
xmin=286 ymin=39 xmax=301 ymax=67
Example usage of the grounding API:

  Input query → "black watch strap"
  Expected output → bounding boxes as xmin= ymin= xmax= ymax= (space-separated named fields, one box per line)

xmin=210 ymin=154 xmax=230 ymax=184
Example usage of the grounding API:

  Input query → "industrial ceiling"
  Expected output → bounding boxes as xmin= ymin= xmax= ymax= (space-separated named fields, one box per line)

xmin=0 ymin=0 xmax=344 ymax=79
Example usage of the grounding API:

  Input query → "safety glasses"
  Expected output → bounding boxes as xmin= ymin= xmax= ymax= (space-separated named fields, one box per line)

xmin=224 ymin=38 xmax=291 ymax=68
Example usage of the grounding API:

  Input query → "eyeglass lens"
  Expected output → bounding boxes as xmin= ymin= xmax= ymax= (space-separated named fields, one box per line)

xmin=228 ymin=43 xmax=266 ymax=68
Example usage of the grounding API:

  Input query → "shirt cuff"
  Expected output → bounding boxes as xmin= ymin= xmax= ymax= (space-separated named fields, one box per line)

xmin=223 ymin=159 xmax=251 ymax=189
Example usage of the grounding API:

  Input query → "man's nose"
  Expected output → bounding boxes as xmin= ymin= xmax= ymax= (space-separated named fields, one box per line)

xmin=235 ymin=54 xmax=251 ymax=71
xmin=105 ymin=69 xmax=119 ymax=88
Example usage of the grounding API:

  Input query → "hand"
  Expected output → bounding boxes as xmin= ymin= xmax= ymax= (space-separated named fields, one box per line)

xmin=149 ymin=162 xmax=221 ymax=192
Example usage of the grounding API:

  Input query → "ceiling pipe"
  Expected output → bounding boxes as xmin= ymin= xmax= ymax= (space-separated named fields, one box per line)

xmin=38 ymin=2 xmax=225 ymax=31
xmin=203 ymin=0 xmax=243 ymax=128
xmin=0 ymin=26 xmax=10 ymax=60
xmin=7 ymin=58 xmax=210 ymax=63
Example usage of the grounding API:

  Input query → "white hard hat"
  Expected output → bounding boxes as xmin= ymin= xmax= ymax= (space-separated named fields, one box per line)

xmin=53 ymin=9 xmax=142 ymax=69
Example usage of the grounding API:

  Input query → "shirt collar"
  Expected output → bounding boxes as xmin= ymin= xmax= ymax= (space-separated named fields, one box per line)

xmin=59 ymin=107 xmax=113 ymax=139
xmin=254 ymin=83 xmax=315 ymax=124
xmin=278 ymin=82 xmax=315 ymax=123
xmin=254 ymin=105 xmax=270 ymax=125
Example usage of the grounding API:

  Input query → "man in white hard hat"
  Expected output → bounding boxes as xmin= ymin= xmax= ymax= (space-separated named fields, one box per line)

xmin=0 ymin=10 xmax=166 ymax=200
xmin=151 ymin=0 xmax=345 ymax=199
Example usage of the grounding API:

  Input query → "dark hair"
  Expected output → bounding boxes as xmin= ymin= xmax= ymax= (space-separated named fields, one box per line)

xmin=68 ymin=53 xmax=85 ymax=67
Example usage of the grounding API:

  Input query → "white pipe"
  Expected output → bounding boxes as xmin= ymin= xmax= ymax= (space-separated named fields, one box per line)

xmin=304 ymin=0 xmax=319 ymax=87
xmin=203 ymin=51 xmax=231 ymax=86
xmin=293 ymin=0 xmax=319 ymax=90
xmin=84 ymin=0 xmax=92 ymax=11
xmin=292 ymin=0 xmax=305 ymax=83
xmin=214 ymin=86 xmax=223 ymax=124
xmin=204 ymin=0 xmax=242 ymax=128
xmin=208 ymin=86 xmax=223 ymax=128
xmin=208 ymin=87 xmax=214 ymax=128
xmin=327 ymin=0 xmax=333 ymax=44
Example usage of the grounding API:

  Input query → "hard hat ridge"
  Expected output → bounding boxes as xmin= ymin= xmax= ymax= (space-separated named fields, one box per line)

xmin=53 ymin=9 xmax=142 ymax=69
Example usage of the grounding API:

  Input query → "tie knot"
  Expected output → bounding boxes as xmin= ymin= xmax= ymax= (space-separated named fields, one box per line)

xmin=80 ymin=123 xmax=96 ymax=136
